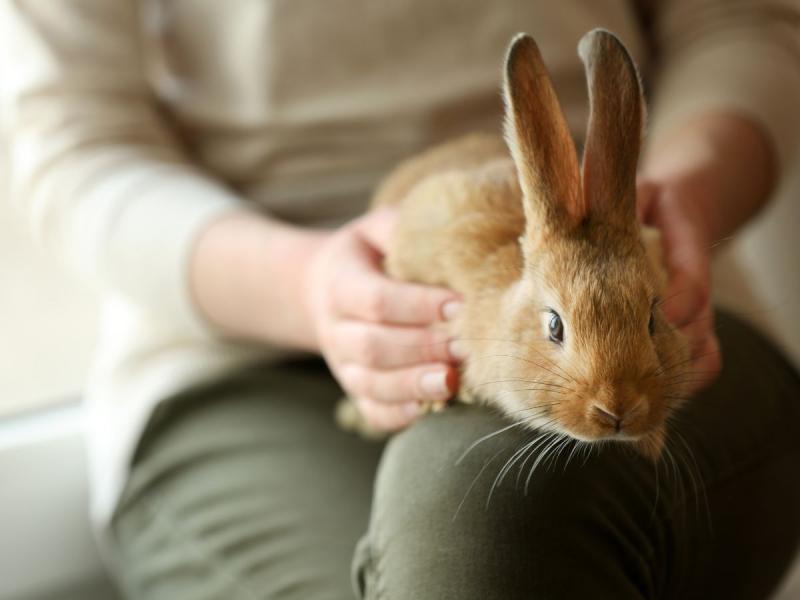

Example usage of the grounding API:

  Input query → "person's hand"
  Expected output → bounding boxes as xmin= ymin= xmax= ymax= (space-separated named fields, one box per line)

xmin=637 ymin=180 xmax=722 ymax=393
xmin=303 ymin=208 xmax=463 ymax=432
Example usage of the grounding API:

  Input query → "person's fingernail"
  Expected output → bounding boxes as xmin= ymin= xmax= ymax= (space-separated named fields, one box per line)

xmin=442 ymin=301 xmax=462 ymax=321
xmin=448 ymin=339 xmax=468 ymax=361
xmin=420 ymin=370 xmax=449 ymax=398
xmin=404 ymin=403 xmax=419 ymax=418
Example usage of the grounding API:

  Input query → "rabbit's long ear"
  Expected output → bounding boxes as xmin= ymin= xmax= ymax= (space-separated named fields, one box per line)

xmin=503 ymin=34 xmax=584 ymax=230
xmin=579 ymin=29 xmax=644 ymax=231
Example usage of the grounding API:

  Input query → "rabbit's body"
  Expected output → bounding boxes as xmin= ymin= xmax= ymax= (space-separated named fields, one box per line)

xmin=339 ymin=31 xmax=690 ymax=459
xmin=374 ymin=134 xmax=522 ymax=295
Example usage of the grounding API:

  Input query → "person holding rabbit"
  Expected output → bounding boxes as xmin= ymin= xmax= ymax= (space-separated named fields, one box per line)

xmin=2 ymin=1 xmax=799 ymax=598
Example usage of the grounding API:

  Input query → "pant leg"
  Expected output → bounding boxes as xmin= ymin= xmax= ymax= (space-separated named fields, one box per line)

xmin=353 ymin=311 xmax=800 ymax=599
xmin=110 ymin=359 xmax=384 ymax=600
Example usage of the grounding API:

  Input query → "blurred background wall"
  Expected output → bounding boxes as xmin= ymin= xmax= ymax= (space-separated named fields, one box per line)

xmin=0 ymin=206 xmax=98 ymax=418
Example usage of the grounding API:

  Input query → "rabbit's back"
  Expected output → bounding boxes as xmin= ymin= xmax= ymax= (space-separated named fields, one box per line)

xmin=371 ymin=133 xmax=509 ymax=209
xmin=376 ymin=135 xmax=525 ymax=294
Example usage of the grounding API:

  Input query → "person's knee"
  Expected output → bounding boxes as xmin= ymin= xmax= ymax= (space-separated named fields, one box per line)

xmin=357 ymin=404 xmax=659 ymax=599
xmin=374 ymin=403 xmax=628 ymax=533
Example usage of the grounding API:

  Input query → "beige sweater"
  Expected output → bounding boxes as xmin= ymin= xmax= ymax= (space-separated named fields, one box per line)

xmin=1 ymin=0 xmax=799 ymax=538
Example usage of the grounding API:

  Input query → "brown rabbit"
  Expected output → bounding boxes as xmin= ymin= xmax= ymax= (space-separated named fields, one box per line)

xmin=339 ymin=29 xmax=690 ymax=460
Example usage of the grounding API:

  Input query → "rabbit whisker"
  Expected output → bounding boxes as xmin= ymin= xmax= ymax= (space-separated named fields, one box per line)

xmin=452 ymin=445 xmax=506 ymax=522
xmin=472 ymin=353 xmax=573 ymax=384
xmin=515 ymin=431 xmax=561 ymax=487
xmin=468 ymin=377 xmax=573 ymax=392
xmin=485 ymin=434 xmax=542 ymax=509
xmin=525 ymin=432 xmax=567 ymax=494
xmin=454 ymin=421 xmax=525 ymax=466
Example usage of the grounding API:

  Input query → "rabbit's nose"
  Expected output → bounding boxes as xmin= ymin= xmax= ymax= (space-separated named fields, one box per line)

xmin=591 ymin=404 xmax=623 ymax=432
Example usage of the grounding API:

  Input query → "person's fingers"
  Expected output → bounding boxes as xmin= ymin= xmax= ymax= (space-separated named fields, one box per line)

xmin=678 ymin=302 xmax=722 ymax=392
xmin=339 ymin=363 xmax=457 ymax=405
xmin=355 ymin=397 xmax=420 ymax=432
xmin=319 ymin=210 xmax=460 ymax=326
xmin=354 ymin=207 xmax=398 ymax=255
xmin=679 ymin=301 xmax=711 ymax=356
xmin=653 ymin=192 xmax=710 ymax=327
xmin=332 ymin=251 xmax=461 ymax=325
xmin=685 ymin=330 xmax=722 ymax=393
xmin=660 ymin=264 xmax=709 ymax=328
xmin=330 ymin=320 xmax=461 ymax=369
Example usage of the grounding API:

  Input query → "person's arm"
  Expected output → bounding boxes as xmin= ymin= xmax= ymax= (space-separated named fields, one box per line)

xmin=637 ymin=0 xmax=800 ymax=389
xmin=0 ymin=0 xmax=240 ymax=335
xmin=642 ymin=114 xmax=776 ymax=245
xmin=1 ymin=1 xmax=460 ymax=431
xmin=188 ymin=212 xmax=326 ymax=350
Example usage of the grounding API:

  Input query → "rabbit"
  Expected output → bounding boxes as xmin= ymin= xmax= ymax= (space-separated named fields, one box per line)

xmin=337 ymin=29 xmax=690 ymax=460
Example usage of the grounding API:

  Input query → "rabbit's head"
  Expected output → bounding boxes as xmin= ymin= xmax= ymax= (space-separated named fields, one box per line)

xmin=473 ymin=30 xmax=690 ymax=458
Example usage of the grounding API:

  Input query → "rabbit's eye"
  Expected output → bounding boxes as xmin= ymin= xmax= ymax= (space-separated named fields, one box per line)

xmin=548 ymin=311 xmax=564 ymax=344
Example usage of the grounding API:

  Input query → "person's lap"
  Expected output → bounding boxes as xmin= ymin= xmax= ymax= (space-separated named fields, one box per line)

xmin=111 ymin=360 xmax=385 ymax=600
xmin=111 ymin=312 xmax=800 ymax=599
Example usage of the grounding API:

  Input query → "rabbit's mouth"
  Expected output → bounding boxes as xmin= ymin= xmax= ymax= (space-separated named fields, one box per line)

xmin=516 ymin=392 xmax=665 ymax=448
xmin=495 ymin=392 xmax=667 ymax=461
xmin=546 ymin=418 xmax=666 ymax=461
xmin=565 ymin=415 xmax=660 ymax=445
xmin=552 ymin=425 xmax=648 ymax=444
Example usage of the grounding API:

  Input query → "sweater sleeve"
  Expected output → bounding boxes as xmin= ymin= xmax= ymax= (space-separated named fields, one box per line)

xmin=647 ymin=0 xmax=800 ymax=172
xmin=0 ymin=0 xmax=242 ymax=335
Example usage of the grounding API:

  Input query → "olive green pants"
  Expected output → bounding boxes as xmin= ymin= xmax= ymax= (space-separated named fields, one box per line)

xmin=110 ymin=312 xmax=800 ymax=599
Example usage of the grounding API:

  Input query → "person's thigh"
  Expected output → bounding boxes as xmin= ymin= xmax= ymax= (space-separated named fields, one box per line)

xmin=111 ymin=359 xmax=384 ymax=600
xmin=354 ymin=312 xmax=800 ymax=599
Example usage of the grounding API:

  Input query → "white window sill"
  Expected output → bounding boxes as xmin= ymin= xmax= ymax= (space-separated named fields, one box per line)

xmin=0 ymin=402 xmax=116 ymax=599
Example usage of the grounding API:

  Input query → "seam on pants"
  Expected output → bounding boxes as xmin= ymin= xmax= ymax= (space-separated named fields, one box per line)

xmin=135 ymin=494 xmax=263 ymax=600
xmin=367 ymin=489 xmax=390 ymax=600
xmin=363 ymin=527 xmax=386 ymax=600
